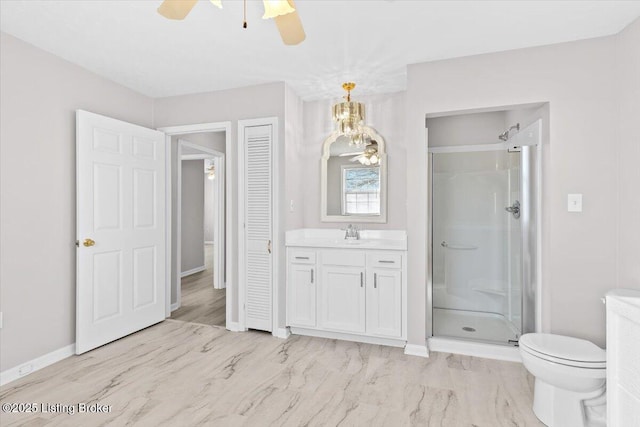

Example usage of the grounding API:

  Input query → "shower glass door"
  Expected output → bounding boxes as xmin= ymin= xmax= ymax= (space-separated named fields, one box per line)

xmin=431 ymin=149 xmax=522 ymax=345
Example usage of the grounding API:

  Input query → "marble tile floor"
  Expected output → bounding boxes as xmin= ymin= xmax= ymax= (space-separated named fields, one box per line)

xmin=171 ymin=245 xmax=226 ymax=327
xmin=0 ymin=320 xmax=544 ymax=427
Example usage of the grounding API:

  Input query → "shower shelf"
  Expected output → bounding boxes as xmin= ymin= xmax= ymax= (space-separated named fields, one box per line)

xmin=472 ymin=287 xmax=507 ymax=297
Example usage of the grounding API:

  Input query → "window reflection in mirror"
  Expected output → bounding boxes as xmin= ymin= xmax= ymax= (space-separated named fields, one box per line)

xmin=342 ymin=166 xmax=380 ymax=215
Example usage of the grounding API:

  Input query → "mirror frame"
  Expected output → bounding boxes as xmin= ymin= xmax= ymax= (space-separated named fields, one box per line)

xmin=321 ymin=125 xmax=387 ymax=223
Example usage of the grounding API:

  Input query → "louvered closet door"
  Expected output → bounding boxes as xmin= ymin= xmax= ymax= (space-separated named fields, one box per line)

xmin=243 ymin=124 xmax=273 ymax=331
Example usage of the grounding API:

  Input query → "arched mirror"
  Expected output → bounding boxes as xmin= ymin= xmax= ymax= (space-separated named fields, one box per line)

xmin=321 ymin=126 xmax=387 ymax=223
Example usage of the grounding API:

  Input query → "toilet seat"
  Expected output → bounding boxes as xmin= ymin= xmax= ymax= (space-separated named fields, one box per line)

xmin=520 ymin=333 xmax=606 ymax=369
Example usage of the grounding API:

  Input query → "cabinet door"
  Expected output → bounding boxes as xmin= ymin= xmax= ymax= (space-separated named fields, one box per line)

xmin=367 ymin=268 xmax=402 ymax=338
xmin=320 ymin=266 xmax=366 ymax=333
xmin=288 ymin=264 xmax=316 ymax=327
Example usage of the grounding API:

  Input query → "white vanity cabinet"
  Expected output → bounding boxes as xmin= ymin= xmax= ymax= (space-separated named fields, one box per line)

xmin=286 ymin=229 xmax=407 ymax=347
xmin=320 ymin=265 xmax=366 ymax=333
xmin=319 ymin=250 xmax=367 ymax=334
xmin=287 ymin=250 xmax=317 ymax=328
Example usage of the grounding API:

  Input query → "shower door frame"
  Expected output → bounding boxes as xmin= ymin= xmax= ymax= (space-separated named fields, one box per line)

xmin=426 ymin=120 xmax=543 ymax=341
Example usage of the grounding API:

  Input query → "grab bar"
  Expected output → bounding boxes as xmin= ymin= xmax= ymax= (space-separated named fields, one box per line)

xmin=441 ymin=241 xmax=478 ymax=250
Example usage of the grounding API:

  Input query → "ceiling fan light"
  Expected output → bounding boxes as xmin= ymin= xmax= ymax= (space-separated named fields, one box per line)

xmin=210 ymin=0 xmax=223 ymax=8
xmin=157 ymin=0 xmax=198 ymax=20
xmin=205 ymin=163 xmax=216 ymax=180
xmin=262 ymin=0 xmax=295 ymax=19
xmin=274 ymin=2 xmax=306 ymax=46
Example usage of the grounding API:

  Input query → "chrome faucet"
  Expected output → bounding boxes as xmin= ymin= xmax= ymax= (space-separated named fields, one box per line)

xmin=344 ymin=224 xmax=360 ymax=240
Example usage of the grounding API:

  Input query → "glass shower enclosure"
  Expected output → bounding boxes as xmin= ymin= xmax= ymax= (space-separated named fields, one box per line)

xmin=430 ymin=121 xmax=539 ymax=346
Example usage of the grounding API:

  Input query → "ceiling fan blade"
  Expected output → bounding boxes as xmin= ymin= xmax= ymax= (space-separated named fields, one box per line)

xmin=339 ymin=151 xmax=365 ymax=157
xmin=274 ymin=1 xmax=306 ymax=45
xmin=158 ymin=0 xmax=198 ymax=20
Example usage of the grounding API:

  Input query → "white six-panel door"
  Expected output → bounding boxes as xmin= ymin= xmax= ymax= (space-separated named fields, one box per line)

xmin=76 ymin=110 xmax=166 ymax=354
xmin=240 ymin=123 xmax=274 ymax=332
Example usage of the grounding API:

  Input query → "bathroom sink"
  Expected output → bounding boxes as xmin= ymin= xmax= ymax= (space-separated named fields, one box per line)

xmin=285 ymin=229 xmax=408 ymax=251
xmin=343 ymin=239 xmax=368 ymax=245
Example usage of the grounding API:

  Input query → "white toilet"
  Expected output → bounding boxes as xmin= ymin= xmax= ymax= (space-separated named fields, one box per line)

xmin=519 ymin=333 xmax=606 ymax=427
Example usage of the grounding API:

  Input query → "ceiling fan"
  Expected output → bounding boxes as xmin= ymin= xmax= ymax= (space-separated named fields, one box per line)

xmin=339 ymin=141 xmax=381 ymax=166
xmin=157 ymin=0 xmax=305 ymax=45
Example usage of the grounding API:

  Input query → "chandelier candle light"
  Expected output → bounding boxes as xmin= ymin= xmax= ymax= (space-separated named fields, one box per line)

xmin=332 ymin=82 xmax=366 ymax=145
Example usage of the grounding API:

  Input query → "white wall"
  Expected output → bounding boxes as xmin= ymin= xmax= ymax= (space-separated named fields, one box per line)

xmin=180 ymin=160 xmax=205 ymax=273
xmin=426 ymin=111 xmax=506 ymax=147
xmin=302 ymin=91 xmax=407 ymax=229
xmin=406 ymin=33 xmax=627 ymax=348
xmin=616 ymin=18 xmax=640 ymax=292
xmin=0 ymin=33 xmax=155 ymax=371
xmin=180 ymin=131 xmax=226 ymax=153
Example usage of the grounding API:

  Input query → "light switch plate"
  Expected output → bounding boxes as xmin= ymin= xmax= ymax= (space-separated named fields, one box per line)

xmin=568 ymin=194 xmax=583 ymax=212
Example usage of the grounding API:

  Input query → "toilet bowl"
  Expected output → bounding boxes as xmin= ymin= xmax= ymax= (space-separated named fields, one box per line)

xmin=519 ymin=333 xmax=606 ymax=427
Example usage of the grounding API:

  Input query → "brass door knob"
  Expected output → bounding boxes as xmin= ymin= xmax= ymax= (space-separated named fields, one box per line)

xmin=83 ymin=238 xmax=96 ymax=247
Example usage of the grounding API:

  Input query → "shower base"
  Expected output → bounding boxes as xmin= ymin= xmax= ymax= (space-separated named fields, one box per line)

xmin=433 ymin=307 xmax=519 ymax=344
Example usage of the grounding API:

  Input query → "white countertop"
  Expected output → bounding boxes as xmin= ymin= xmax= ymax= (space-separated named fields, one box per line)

xmin=286 ymin=228 xmax=407 ymax=251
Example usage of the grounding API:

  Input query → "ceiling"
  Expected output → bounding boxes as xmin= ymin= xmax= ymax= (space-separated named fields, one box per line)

xmin=2 ymin=1 xmax=639 ymax=101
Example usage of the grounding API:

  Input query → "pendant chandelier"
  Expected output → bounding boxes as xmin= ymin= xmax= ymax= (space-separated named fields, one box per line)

xmin=332 ymin=82 xmax=366 ymax=145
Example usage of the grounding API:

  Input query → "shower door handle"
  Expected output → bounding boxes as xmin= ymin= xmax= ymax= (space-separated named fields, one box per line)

xmin=505 ymin=200 xmax=521 ymax=219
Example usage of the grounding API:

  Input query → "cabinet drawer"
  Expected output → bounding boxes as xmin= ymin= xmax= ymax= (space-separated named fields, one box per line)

xmin=321 ymin=250 xmax=366 ymax=267
xmin=289 ymin=250 xmax=316 ymax=264
xmin=367 ymin=253 xmax=402 ymax=268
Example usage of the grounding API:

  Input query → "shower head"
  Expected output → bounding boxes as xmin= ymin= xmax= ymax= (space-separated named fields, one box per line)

xmin=498 ymin=123 xmax=520 ymax=141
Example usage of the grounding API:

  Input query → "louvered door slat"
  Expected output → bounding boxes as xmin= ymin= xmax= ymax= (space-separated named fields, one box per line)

xmin=243 ymin=125 xmax=273 ymax=331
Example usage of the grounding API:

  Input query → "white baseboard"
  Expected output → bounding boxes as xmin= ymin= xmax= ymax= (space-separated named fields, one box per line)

xmin=428 ymin=337 xmax=521 ymax=362
xmin=171 ymin=302 xmax=180 ymax=312
xmin=273 ymin=327 xmax=290 ymax=339
xmin=290 ymin=327 xmax=405 ymax=348
xmin=226 ymin=321 xmax=242 ymax=332
xmin=181 ymin=266 xmax=205 ymax=278
xmin=404 ymin=343 xmax=430 ymax=358
xmin=1 ymin=344 xmax=75 ymax=386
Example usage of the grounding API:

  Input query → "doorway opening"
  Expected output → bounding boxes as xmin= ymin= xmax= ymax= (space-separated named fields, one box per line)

xmin=158 ymin=123 xmax=231 ymax=328
xmin=171 ymin=137 xmax=226 ymax=326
